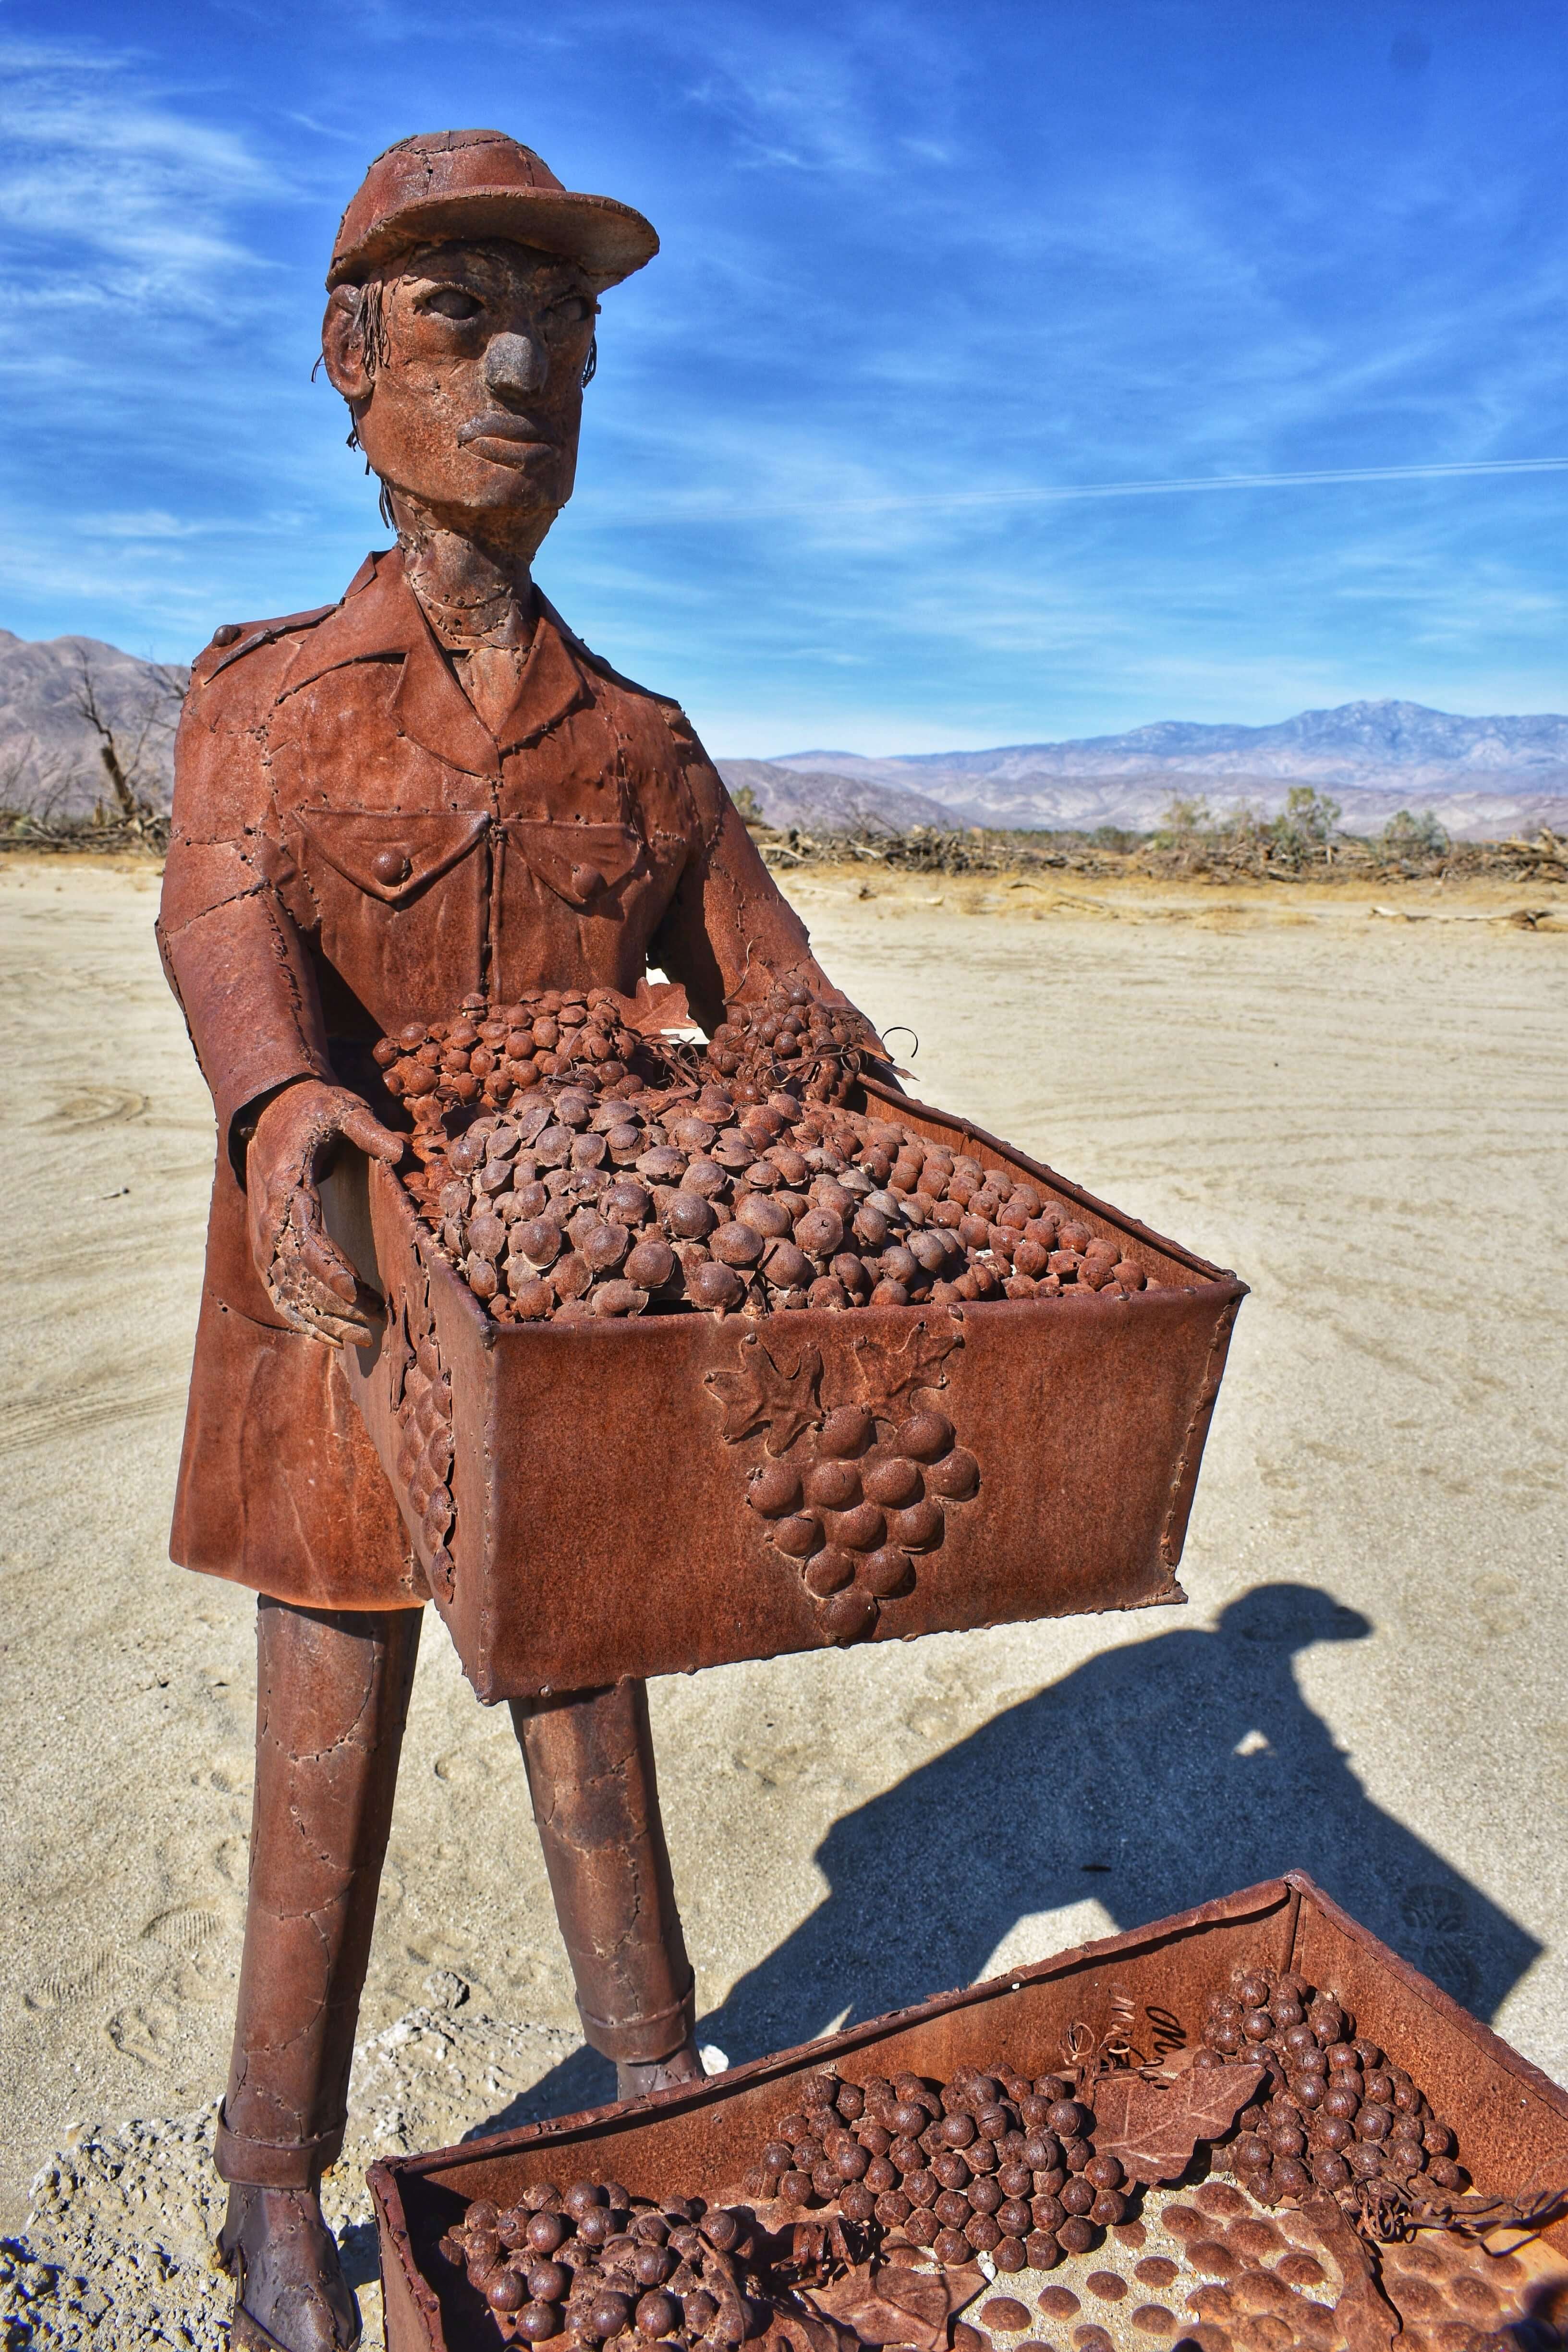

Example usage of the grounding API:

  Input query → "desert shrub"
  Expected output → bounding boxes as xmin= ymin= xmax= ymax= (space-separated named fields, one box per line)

xmin=1379 ymin=807 xmax=1449 ymax=858
xmin=1268 ymin=785 xmax=1343 ymax=865
xmin=1154 ymin=794 xmax=1214 ymax=846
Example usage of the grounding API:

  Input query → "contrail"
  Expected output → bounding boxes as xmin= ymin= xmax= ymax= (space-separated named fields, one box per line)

xmin=608 ymin=454 xmax=1568 ymax=523
xmin=876 ymin=454 xmax=1568 ymax=512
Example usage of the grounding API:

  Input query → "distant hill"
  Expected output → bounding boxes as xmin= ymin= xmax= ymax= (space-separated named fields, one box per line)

xmin=716 ymin=757 xmax=961 ymax=836
xmin=0 ymin=629 xmax=187 ymax=816
xmin=754 ymin=701 xmax=1568 ymax=841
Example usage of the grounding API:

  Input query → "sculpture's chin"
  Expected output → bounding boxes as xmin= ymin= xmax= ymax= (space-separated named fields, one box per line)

xmin=381 ymin=467 xmax=574 ymax=535
xmin=360 ymin=420 xmax=571 ymax=511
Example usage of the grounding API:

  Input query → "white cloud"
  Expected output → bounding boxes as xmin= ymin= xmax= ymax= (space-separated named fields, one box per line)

xmin=92 ymin=509 xmax=210 ymax=541
xmin=0 ymin=36 xmax=280 ymax=311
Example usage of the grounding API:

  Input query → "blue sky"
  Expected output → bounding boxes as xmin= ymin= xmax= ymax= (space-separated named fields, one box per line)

xmin=0 ymin=0 xmax=1564 ymax=752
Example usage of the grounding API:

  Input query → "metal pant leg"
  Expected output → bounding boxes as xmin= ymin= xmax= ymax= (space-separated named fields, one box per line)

xmin=510 ymin=1679 xmax=695 ymax=2065
xmin=215 ymin=1597 xmax=422 ymax=2188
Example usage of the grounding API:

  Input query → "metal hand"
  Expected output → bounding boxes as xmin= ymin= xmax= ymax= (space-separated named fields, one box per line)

xmin=246 ymin=1079 xmax=404 ymax=1347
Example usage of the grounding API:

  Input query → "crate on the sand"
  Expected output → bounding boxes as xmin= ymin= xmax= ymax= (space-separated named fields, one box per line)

xmin=367 ymin=1873 xmax=1568 ymax=2352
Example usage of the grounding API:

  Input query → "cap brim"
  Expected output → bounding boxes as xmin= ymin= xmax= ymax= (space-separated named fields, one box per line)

xmin=328 ymin=186 xmax=658 ymax=291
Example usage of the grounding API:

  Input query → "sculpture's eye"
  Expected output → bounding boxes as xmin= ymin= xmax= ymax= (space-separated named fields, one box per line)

xmin=423 ymin=286 xmax=483 ymax=321
xmin=547 ymin=293 xmax=595 ymax=332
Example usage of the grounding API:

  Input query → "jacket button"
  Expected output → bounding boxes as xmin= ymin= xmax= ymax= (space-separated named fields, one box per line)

xmin=373 ymin=848 xmax=412 ymax=885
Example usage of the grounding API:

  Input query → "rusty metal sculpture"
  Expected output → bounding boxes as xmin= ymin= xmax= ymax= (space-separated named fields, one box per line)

xmin=157 ymin=130 xmax=883 ymax=2352
xmin=421 ymin=1976 xmax=1556 ymax=2351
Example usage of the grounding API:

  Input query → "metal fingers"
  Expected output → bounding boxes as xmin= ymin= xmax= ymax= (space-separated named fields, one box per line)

xmin=267 ymin=1183 xmax=381 ymax=1347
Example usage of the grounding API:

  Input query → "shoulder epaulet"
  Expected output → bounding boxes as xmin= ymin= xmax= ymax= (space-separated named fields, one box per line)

xmin=201 ymin=602 xmax=339 ymax=682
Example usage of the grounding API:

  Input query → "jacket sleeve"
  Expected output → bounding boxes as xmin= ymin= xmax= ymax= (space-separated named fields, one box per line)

xmin=648 ymin=713 xmax=879 ymax=1039
xmin=157 ymin=649 xmax=334 ymax=1173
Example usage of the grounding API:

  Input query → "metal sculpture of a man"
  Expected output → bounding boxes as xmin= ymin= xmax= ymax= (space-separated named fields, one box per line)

xmin=158 ymin=131 xmax=876 ymax=2352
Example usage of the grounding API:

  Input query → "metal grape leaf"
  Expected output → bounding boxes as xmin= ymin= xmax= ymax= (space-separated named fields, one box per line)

xmin=806 ymin=2260 xmax=984 ymax=2352
xmin=705 ymin=1333 xmax=825 ymax=1455
xmin=750 ymin=2311 xmax=851 ymax=2352
xmin=851 ymin=1314 xmax=962 ymax=1416
xmin=1090 ymin=2061 xmax=1264 ymax=2185
xmin=625 ymin=975 xmax=693 ymax=1035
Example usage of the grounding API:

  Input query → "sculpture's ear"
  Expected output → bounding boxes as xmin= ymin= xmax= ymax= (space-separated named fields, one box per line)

xmin=321 ymin=286 xmax=373 ymax=402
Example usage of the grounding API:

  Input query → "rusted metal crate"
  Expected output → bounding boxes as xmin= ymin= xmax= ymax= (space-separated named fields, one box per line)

xmin=336 ymin=1081 xmax=1245 ymax=1700
xmin=367 ymin=1872 xmax=1568 ymax=2352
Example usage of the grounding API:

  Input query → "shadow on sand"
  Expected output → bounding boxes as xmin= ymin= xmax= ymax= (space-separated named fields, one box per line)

xmin=475 ymin=1581 xmax=1540 ymax=2132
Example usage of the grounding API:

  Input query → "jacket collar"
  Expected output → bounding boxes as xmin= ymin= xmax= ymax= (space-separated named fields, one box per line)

xmin=276 ymin=546 xmax=591 ymax=777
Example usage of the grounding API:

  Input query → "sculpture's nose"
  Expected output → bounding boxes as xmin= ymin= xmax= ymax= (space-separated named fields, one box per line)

xmin=484 ymin=331 xmax=548 ymax=401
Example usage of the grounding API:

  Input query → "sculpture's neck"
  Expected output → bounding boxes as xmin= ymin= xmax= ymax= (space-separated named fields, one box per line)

xmin=392 ymin=497 xmax=544 ymax=651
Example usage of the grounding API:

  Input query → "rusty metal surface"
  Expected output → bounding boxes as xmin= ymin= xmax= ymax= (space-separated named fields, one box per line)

xmin=340 ymin=1081 xmax=1246 ymax=1700
xmin=367 ymin=1873 xmax=1568 ymax=2352
xmin=509 ymin=1680 xmax=697 ymax=2066
xmin=216 ymin=1599 xmax=420 ymax=2193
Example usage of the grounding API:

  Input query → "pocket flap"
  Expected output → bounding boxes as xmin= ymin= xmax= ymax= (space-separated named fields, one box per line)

xmin=297 ymin=810 xmax=489 ymax=904
xmin=505 ymin=818 xmax=645 ymax=910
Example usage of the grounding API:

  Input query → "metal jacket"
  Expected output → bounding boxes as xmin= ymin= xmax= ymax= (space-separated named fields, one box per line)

xmin=158 ymin=546 xmax=835 ymax=1609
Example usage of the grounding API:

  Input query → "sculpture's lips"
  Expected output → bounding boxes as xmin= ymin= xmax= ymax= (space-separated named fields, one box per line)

xmin=457 ymin=412 xmax=557 ymax=460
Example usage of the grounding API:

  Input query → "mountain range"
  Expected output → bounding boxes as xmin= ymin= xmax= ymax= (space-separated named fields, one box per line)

xmin=1 ymin=626 xmax=1562 ymax=844
xmin=721 ymin=702 xmax=1568 ymax=842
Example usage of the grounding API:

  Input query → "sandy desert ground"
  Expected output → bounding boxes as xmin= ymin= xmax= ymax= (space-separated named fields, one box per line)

xmin=0 ymin=856 xmax=1564 ymax=2347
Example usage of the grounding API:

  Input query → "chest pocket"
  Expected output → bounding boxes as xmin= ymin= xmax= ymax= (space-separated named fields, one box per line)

xmin=295 ymin=809 xmax=489 ymax=1031
xmin=503 ymin=818 xmax=645 ymax=910
xmin=496 ymin=816 xmax=676 ymax=998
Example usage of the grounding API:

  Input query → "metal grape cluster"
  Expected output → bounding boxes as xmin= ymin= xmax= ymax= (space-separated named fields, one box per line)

xmin=705 ymin=1321 xmax=979 ymax=1643
xmin=374 ymin=988 xmax=661 ymax=1152
xmin=383 ymin=1282 xmax=459 ymax=1600
xmin=705 ymin=982 xmax=875 ymax=1105
xmin=1196 ymin=1963 xmax=1469 ymax=2214
xmin=741 ymin=2061 xmax=1124 ymax=2276
xmin=436 ymin=2177 xmax=866 ymax=2351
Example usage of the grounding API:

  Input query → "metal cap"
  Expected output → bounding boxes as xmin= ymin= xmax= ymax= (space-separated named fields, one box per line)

xmin=327 ymin=129 xmax=658 ymax=291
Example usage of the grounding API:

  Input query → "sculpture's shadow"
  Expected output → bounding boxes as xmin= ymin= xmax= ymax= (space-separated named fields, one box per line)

xmin=474 ymin=1581 xmax=1540 ymax=2134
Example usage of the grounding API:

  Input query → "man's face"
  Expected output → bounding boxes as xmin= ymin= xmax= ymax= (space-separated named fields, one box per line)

xmin=348 ymin=239 xmax=598 ymax=525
